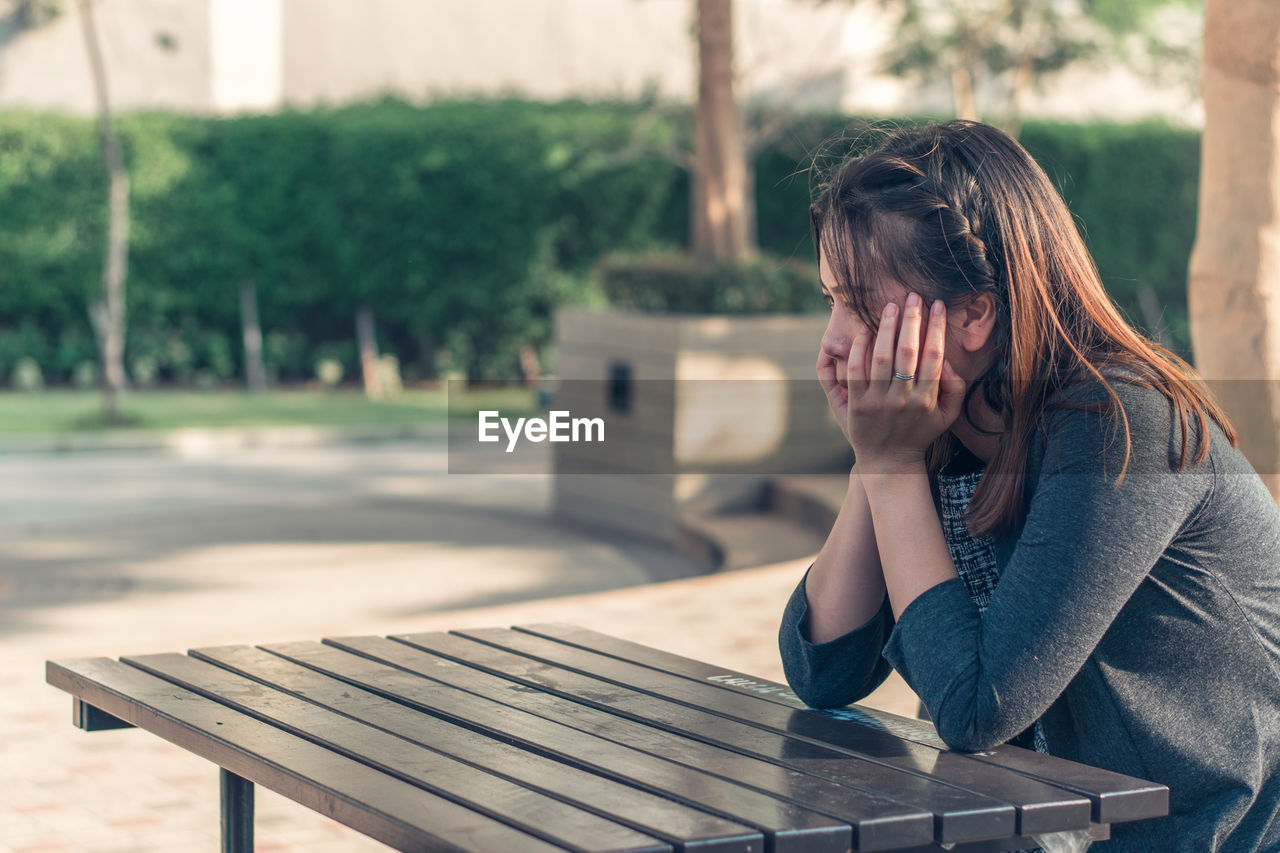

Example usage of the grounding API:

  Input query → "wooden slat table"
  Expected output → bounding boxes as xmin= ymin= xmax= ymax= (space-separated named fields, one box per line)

xmin=47 ymin=623 xmax=1169 ymax=852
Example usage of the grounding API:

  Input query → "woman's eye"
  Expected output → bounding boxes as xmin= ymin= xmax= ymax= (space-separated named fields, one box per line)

xmin=822 ymin=293 xmax=835 ymax=310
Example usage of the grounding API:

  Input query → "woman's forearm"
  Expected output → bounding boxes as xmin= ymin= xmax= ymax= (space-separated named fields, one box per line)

xmin=860 ymin=460 xmax=960 ymax=620
xmin=804 ymin=467 xmax=889 ymax=643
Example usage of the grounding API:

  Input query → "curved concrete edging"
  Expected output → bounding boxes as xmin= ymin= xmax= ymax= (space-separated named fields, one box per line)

xmin=0 ymin=422 xmax=450 ymax=456
xmin=675 ymin=475 xmax=846 ymax=574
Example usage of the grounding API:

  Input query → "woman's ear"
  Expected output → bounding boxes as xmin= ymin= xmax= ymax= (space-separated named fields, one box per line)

xmin=953 ymin=293 xmax=998 ymax=353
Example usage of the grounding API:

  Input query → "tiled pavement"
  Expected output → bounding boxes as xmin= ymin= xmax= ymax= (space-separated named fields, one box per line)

xmin=0 ymin=444 xmax=917 ymax=852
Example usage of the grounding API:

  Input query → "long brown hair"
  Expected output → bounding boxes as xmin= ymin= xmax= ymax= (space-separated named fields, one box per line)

xmin=811 ymin=120 xmax=1236 ymax=539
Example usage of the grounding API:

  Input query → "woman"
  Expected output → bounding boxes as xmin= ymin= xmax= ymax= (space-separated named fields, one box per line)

xmin=779 ymin=120 xmax=1280 ymax=851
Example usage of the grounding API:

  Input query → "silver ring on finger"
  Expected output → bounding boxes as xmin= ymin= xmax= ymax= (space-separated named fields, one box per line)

xmin=893 ymin=371 xmax=916 ymax=382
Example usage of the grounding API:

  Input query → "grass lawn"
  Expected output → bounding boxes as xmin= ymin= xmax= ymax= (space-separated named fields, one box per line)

xmin=0 ymin=386 xmax=537 ymax=435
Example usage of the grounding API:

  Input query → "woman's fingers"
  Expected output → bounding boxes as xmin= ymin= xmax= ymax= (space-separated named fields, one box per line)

xmin=839 ymin=295 xmax=967 ymax=454
xmin=817 ymin=351 xmax=849 ymax=414
xmin=938 ymin=359 xmax=967 ymax=421
xmin=847 ymin=325 xmax=871 ymax=394
xmin=868 ymin=302 xmax=898 ymax=385
xmin=894 ymin=293 xmax=923 ymax=386
xmin=916 ymin=299 xmax=947 ymax=387
xmin=817 ymin=350 xmax=839 ymax=394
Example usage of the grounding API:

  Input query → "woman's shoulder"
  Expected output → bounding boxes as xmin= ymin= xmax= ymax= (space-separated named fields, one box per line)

xmin=1044 ymin=365 xmax=1210 ymax=427
xmin=1045 ymin=365 xmax=1170 ymax=410
xmin=1037 ymin=367 xmax=1219 ymax=474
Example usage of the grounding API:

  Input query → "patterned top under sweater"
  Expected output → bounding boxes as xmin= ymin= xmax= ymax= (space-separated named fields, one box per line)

xmin=936 ymin=459 xmax=1048 ymax=853
xmin=935 ymin=458 xmax=1049 ymax=755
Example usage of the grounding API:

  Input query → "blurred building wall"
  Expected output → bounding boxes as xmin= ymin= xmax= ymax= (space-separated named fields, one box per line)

xmin=211 ymin=0 xmax=281 ymax=112
xmin=0 ymin=0 xmax=1202 ymax=124
xmin=0 ymin=0 xmax=214 ymax=113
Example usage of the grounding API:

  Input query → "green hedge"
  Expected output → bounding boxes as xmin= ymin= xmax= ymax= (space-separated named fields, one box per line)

xmin=0 ymin=100 xmax=686 ymax=384
xmin=0 ymin=101 xmax=1199 ymax=385
xmin=1019 ymin=121 xmax=1199 ymax=352
xmin=598 ymin=251 xmax=819 ymax=314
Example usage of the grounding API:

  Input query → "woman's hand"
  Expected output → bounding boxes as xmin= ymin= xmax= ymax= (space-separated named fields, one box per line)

xmin=818 ymin=346 xmax=854 ymax=449
xmin=818 ymin=314 xmax=876 ymax=449
xmin=846 ymin=294 xmax=967 ymax=472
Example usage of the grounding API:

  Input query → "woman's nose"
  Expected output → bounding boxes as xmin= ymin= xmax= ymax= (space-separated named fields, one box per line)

xmin=821 ymin=315 xmax=855 ymax=359
xmin=820 ymin=324 xmax=846 ymax=360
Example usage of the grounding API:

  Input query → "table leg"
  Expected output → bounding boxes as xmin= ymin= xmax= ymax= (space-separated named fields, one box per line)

xmin=220 ymin=768 xmax=254 ymax=853
xmin=72 ymin=699 xmax=133 ymax=731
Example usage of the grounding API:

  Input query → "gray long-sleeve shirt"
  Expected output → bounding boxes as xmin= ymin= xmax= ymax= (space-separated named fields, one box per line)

xmin=779 ymin=378 xmax=1280 ymax=852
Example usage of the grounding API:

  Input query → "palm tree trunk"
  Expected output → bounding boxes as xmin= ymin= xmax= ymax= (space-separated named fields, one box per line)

xmin=239 ymin=280 xmax=267 ymax=392
xmin=952 ymin=64 xmax=979 ymax=121
xmin=692 ymin=0 xmax=754 ymax=262
xmin=1188 ymin=0 xmax=1280 ymax=500
xmin=951 ymin=25 xmax=981 ymax=123
xmin=1004 ymin=52 xmax=1034 ymax=139
xmin=355 ymin=305 xmax=384 ymax=400
xmin=79 ymin=0 xmax=128 ymax=423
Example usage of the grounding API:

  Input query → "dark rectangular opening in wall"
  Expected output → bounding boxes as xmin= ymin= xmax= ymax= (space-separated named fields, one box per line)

xmin=607 ymin=361 xmax=632 ymax=413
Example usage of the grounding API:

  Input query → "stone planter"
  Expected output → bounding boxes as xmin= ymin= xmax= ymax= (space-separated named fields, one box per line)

xmin=552 ymin=307 xmax=851 ymax=544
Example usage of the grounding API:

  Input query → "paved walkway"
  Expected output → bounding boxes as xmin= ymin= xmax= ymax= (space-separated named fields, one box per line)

xmin=0 ymin=441 xmax=917 ymax=852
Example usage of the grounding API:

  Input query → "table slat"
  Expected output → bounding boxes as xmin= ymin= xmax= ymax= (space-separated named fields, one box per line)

xmin=454 ymin=627 xmax=1093 ymax=837
xmin=391 ymin=632 xmax=1017 ymax=846
xmin=45 ymin=658 xmax=569 ymax=853
xmin=515 ymin=623 xmax=1170 ymax=824
xmin=47 ymin=624 xmax=1168 ymax=852
xmin=263 ymin=639 xmax=852 ymax=853
xmin=324 ymin=635 xmax=935 ymax=852
xmin=186 ymin=644 xmax=762 ymax=853
xmin=124 ymin=652 xmax=676 ymax=853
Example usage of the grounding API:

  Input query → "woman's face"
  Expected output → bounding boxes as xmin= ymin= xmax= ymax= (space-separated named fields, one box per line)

xmin=818 ymin=250 xmax=1000 ymax=383
xmin=818 ymin=251 xmax=1004 ymax=448
xmin=818 ymin=251 xmax=938 ymax=386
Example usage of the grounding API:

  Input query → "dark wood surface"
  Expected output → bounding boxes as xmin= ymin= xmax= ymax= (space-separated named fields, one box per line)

xmin=47 ymin=623 xmax=1169 ymax=852
xmin=510 ymin=623 xmax=1171 ymax=825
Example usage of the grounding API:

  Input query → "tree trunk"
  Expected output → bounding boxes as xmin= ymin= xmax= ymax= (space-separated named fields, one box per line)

xmin=355 ymin=305 xmax=383 ymax=400
xmin=1003 ymin=52 xmax=1034 ymax=139
xmin=951 ymin=64 xmax=979 ymax=121
xmin=79 ymin=0 xmax=128 ymax=424
xmin=239 ymin=280 xmax=267 ymax=392
xmin=692 ymin=0 xmax=754 ymax=262
xmin=518 ymin=345 xmax=540 ymax=389
xmin=1188 ymin=0 xmax=1280 ymax=501
xmin=951 ymin=28 xmax=981 ymax=122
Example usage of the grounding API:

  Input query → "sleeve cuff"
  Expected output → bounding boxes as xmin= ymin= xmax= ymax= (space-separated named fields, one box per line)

xmin=778 ymin=567 xmax=895 ymax=707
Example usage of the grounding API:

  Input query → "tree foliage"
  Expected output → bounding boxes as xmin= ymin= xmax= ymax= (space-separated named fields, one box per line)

xmin=870 ymin=0 xmax=1202 ymax=129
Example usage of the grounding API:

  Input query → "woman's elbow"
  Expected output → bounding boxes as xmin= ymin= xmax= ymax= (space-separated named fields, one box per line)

xmin=789 ymin=679 xmax=859 ymax=710
xmin=780 ymin=658 xmax=843 ymax=708
xmin=934 ymin=720 xmax=1004 ymax=753
xmin=930 ymin=703 xmax=1022 ymax=752
xmin=781 ymin=657 xmax=889 ymax=710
